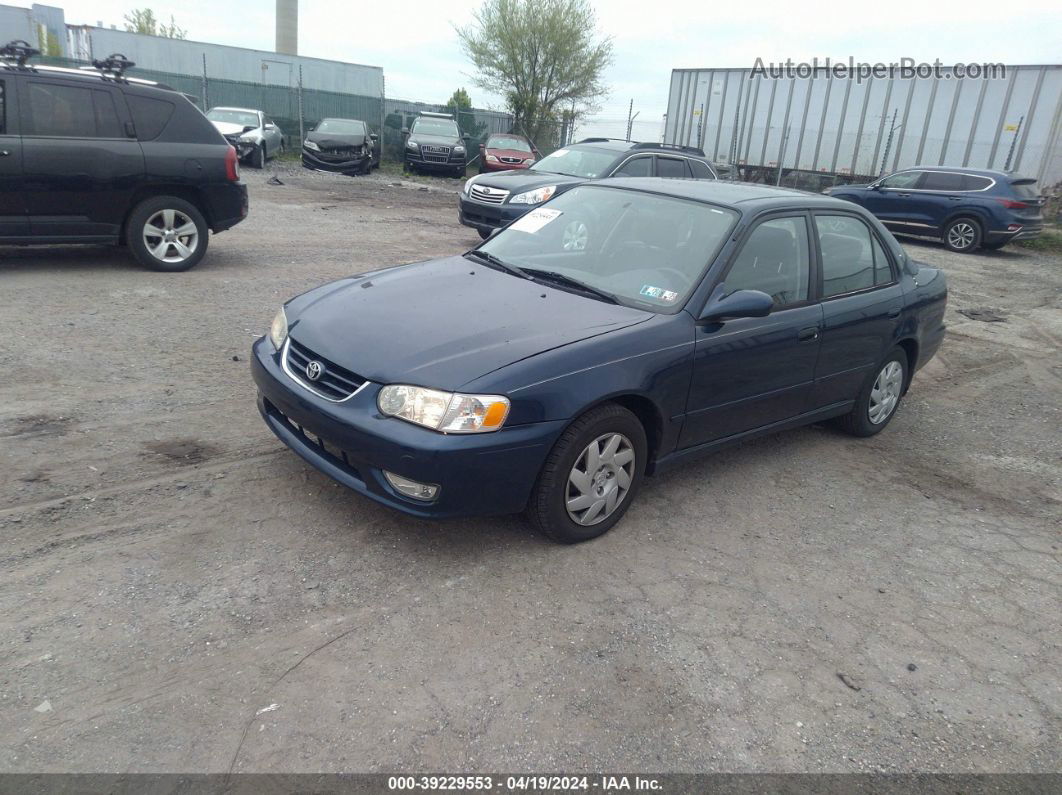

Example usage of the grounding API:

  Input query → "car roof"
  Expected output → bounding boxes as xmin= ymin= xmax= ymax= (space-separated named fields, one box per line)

xmin=209 ymin=106 xmax=260 ymax=113
xmin=590 ymin=177 xmax=861 ymax=212
xmin=319 ymin=117 xmax=364 ymax=122
xmin=899 ymin=165 xmax=1025 ymax=179
xmin=2 ymin=63 xmax=168 ymax=90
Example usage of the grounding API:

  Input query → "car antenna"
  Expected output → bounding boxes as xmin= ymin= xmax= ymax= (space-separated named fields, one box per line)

xmin=92 ymin=53 xmax=136 ymax=81
xmin=0 ymin=40 xmax=41 ymax=69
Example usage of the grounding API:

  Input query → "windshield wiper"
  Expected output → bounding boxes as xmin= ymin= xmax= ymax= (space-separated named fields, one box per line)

xmin=522 ymin=268 xmax=619 ymax=304
xmin=464 ymin=249 xmax=530 ymax=279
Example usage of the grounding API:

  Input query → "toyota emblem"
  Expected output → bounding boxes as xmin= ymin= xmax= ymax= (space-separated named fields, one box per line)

xmin=305 ymin=360 xmax=324 ymax=381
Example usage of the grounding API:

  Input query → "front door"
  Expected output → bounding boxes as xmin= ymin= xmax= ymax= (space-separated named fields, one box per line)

xmin=864 ymin=170 xmax=925 ymax=233
xmin=19 ymin=78 xmax=144 ymax=238
xmin=0 ymin=76 xmax=27 ymax=238
xmin=680 ymin=214 xmax=823 ymax=448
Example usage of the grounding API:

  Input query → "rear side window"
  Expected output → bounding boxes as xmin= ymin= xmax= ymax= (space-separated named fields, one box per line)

xmin=24 ymin=82 xmax=96 ymax=137
xmin=613 ymin=156 xmax=651 ymax=177
xmin=921 ymin=171 xmax=964 ymax=191
xmin=658 ymin=157 xmax=691 ymax=179
xmin=125 ymin=94 xmax=175 ymax=140
xmin=689 ymin=159 xmax=715 ymax=179
xmin=870 ymin=236 xmax=894 ymax=285
xmin=1010 ymin=179 xmax=1040 ymax=200
xmin=964 ymin=175 xmax=993 ymax=191
xmin=817 ymin=215 xmax=877 ymax=297
xmin=92 ymin=90 xmax=123 ymax=138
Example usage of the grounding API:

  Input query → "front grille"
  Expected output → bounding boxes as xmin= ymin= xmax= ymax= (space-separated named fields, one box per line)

xmin=422 ymin=145 xmax=451 ymax=163
xmin=470 ymin=184 xmax=509 ymax=204
xmin=500 ymin=156 xmax=524 ymax=164
xmin=266 ymin=399 xmax=364 ymax=480
xmin=283 ymin=338 xmax=367 ymax=401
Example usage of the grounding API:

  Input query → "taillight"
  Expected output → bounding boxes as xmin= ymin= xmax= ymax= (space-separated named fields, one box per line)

xmin=997 ymin=198 xmax=1028 ymax=209
xmin=225 ymin=145 xmax=240 ymax=182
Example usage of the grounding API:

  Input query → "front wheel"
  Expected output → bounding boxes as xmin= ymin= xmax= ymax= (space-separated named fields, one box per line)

xmin=527 ymin=404 xmax=647 ymax=543
xmin=835 ymin=348 xmax=908 ymax=437
xmin=943 ymin=217 xmax=981 ymax=253
xmin=126 ymin=196 xmax=209 ymax=272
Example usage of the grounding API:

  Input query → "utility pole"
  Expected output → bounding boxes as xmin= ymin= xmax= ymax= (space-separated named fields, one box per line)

xmin=201 ymin=53 xmax=208 ymax=110
xmin=626 ymin=110 xmax=639 ymax=142
xmin=879 ymin=109 xmax=901 ymax=176
xmin=1003 ymin=115 xmax=1024 ymax=171
xmin=776 ymin=125 xmax=791 ymax=186
xmin=297 ymin=65 xmax=304 ymax=146
xmin=625 ymin=99 xmax=634 ymax=142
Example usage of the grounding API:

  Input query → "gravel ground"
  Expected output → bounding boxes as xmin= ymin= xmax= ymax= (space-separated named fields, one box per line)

xmin=0 ymin=164 xmax=1059 ymax=774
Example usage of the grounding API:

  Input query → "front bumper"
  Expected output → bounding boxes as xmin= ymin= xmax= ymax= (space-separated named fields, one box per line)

xmin=481 ymin=160 xmax=531 ymax=172
xmin=406 ymin=149 xmax=466 ymax=172
xmin=457 ymin=194 xmax=532 ymax=232
xmin=226 ymin=136 xmax=257 ymax=161
xmin=251 ymin=337 xmax=564 ymax=519
xmin=302 ymin=148 xmax=370 ymax=174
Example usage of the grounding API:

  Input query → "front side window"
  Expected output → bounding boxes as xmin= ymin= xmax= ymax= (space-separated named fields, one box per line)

xmin=723 ymin=216 xmax=810 ymax=307
xmin=878 ymin=171 xmax=922 ymax=190
xmin=921 ymin=171 xmax=965 ymax=191
xmin=24 ymin=82 xmax=101 ymax=137
xmin=478 ymin=185 xmax=738 ymax=311
xmin=657 ymin=157 xmax=691 ymax=179
xmin=817 ymin=215 xmax=882 ymax=297
xmin=612 ymin=156 xmax=651 ymax=177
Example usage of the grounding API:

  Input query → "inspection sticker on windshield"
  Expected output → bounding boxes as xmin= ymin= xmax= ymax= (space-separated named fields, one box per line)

xmin=640 ymin=285 xmax=679 ymax=303
xmin=510 ymin=208 xmax=562 ymax=234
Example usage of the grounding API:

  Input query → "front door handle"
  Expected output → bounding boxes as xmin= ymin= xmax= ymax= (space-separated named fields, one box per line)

xmin=0 ymin=150 xmax=10 ymax=157
xmin=798 ymin=326 xmax=820 ymax=341
xmin=897 ymin=192 xmax=911 ymax=198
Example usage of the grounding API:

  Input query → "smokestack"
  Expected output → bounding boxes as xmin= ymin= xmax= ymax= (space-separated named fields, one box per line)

xmin=276 ymin=0 xmax=297 ymax=55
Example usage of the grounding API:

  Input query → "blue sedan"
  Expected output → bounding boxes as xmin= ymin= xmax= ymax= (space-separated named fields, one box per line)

xmin=251 ymin=179 xmax=948 ymax=543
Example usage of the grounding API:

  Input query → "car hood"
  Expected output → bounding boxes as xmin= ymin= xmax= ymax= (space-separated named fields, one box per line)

xmin=212 ymin=121 xmax=253 ymax=137
xmin=306 ymin=129 xmax=368 ymax=149
xmin=470 ymin=169 xmax=585 ymax=194
xmin=486 ymin=148 xmax=534 ymax=160
xmin=286 ymin=256 xmax=651 ymax=391
xmin=411 ymin=132 xmax=462 ymax=147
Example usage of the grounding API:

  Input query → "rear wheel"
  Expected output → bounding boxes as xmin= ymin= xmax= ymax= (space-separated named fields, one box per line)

xmin=835 ymin=348 xmax=908 ymax=437
xmin=943 ymin=217 xmax=981 ymax=253
xmin=527 ymin=404 xmax=647 ymax=543
xmin=127 ymin=196 xmax=208 ymax=272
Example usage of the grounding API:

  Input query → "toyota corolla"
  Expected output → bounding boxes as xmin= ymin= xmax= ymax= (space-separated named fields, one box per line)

xmin=251 ymin=180 xmax=947 ymax=543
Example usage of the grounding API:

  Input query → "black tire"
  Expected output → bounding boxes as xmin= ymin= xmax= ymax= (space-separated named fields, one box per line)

xmin=126 ymin=196 xmax=209 ymax=272
xmin=981 ymin=240 xmax=1008 ymax=251
xmin=527 ymin=403 xmax=647 ymax=544
xmin=453 ymin=167 xmax=466 ymax=179
xmin=250 ymin=144 xmax=265 ymax=169
xmin=477 ymin=228 xmax=492 ymax=240
xmin=835 ymin=347 xmax=908 ymax=437
xmin=943 ymin=216 xmax=981 ymax=253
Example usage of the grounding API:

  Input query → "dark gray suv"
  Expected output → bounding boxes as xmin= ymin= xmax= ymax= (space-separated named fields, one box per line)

xmin=402 ymin=112 xmax=466 ymax=178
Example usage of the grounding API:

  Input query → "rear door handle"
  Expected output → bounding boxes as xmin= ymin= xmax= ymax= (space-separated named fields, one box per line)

xmin=798 ymin=326 xmax=820 ymax=341
xmin=897 ymin=193 xmax=910 ymax=198
xmin=887 ymin=307 xmax=901 ymax=319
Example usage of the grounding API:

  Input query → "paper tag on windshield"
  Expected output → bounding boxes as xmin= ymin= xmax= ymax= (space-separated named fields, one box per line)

xmin=510 ymin=208 xmax=562 ymax=234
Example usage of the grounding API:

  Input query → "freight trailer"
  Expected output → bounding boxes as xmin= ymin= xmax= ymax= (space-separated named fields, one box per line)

xmin=663 ymin=64 xmax=1062 ymax=191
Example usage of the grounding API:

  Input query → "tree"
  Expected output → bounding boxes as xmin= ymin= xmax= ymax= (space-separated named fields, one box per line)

xmin=123 ymin=8 xmax=187 ymax=39
xmin=444 ymin=88 xmax=486 ymax=142
xmin=456 ymin=0 xmax=612 ymax=148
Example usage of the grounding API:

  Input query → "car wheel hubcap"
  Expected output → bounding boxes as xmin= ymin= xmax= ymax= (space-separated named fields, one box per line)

xmin=566 ymin=432 xmax=635 ymax=526
xmin=143 ymin=209 xmax=198 ymax=263
xmin=868 ymin=361 xmax=903 ymax=424
xmin=948 ymin=222 xmax=975 ymax=249
xmin=562 ymin=221 xmax=589 ymax=251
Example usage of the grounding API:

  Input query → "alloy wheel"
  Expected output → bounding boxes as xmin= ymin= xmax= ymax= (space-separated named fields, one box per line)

xmin=868 ymin=361 xmax=903 ymax=424
xmin=565 ymin=432 xmax=635 ymax=526
xmin=143 ymin=209 xmax=199 ymax=264
xmin=947 ymin=222 xmax=976 ymax=250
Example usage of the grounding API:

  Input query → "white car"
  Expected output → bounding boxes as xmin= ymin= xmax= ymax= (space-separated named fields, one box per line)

xmin=206 ymin=107 xmax=285 ymax=168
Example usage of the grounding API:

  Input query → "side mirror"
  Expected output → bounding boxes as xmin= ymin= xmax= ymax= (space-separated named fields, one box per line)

xmin=242 ymin=125 xmax=255 ymax=133
xmin=400 ymin=127 xmax=410 ymax=136
xmin=369 ymin=133 xmax=379 ymax=141
xmin=870 ymin=183 xmax=882 ymax=191
xmin=698 ymin=289 xmax=774 ymax=322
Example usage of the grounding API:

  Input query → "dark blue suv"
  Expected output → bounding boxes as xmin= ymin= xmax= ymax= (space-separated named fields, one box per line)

xmin=825 ymin=167 xmax=1044 ymax=253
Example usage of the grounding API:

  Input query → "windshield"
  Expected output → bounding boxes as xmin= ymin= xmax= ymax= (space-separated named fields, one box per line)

xmin=487 ymin=135 xmax=532 ymax=152
xmin=530 ymin=147 xmax=619 ymax=178
xmin=207 ymin=109 xmax=258 ymax=127
xmin=412 ymin=118 xmax=460 ymax=137
xmin=316 ymin=119 xmax=366 ymax=135
xmin=478 ymin=185 xmax=738 ymax=311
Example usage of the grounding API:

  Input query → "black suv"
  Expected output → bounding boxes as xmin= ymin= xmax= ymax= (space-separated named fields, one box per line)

xmin=458 ymin=138 xmax=717 ymax=238
xmin=402 ymin=112 xmax=467 ymax=177
xmin=0 ymin=42 xmax=248 ymax=271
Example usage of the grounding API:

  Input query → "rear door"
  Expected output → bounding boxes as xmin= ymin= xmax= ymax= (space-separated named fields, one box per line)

xmin=656 ymin=156 xmax=693 ymax=179
xmin=911 ymin=170 xmax=967 ymax=232
xmin=19 ymin=77 xmax=144 ymax=238
xmin=0 ymin=75 xmax=27 ymax=237
xmin=809 ymin=212 xmax=904 ymax=409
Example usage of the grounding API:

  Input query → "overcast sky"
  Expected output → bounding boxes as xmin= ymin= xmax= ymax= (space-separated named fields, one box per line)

xmin=26 ymin=0 xmax=1062 ymax=122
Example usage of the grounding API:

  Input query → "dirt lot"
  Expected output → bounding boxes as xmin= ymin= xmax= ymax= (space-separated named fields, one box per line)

xmin=1 ymin=165 xmax=1059 ymax=774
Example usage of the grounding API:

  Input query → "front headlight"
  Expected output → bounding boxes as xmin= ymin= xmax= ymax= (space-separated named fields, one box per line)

xmin=269 ymin=307 xmax=288 ymax=350
xmin=378 ymin=385 xmax=510 ymax=433
xmin=304 ymin=140 xmax=320 ymax=151
xmin=454 ymin=145 xmax=466 ymax=154
xmin=463 ymin=177 xmax=477 ymax=194
xmin=509 ymin=185 xmax=557 ymax=205
xmin=406 ymin=139 xmax=419 ymax=150
xmin=486 ymin=154 xmax=499 ymax=163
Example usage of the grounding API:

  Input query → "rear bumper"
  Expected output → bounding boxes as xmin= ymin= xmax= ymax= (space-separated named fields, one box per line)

xmin=457 ymin=195 xmax=531 ymax=232
xmin=204 ymin=183 xmax=248 ymax=232
xmin=251 ymin=337 xmax=564 ymax=519
xmin=985 ymin=220 xmax=1044 ymax=245
xmin=302 ymin=149 xmax=370 ymax=174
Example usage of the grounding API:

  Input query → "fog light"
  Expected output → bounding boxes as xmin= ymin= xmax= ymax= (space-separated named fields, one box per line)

xmin=384 ymin=471 xmax=439 ymax=501
xmin=1007 ymin=224 xmax=1022 ymax=232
